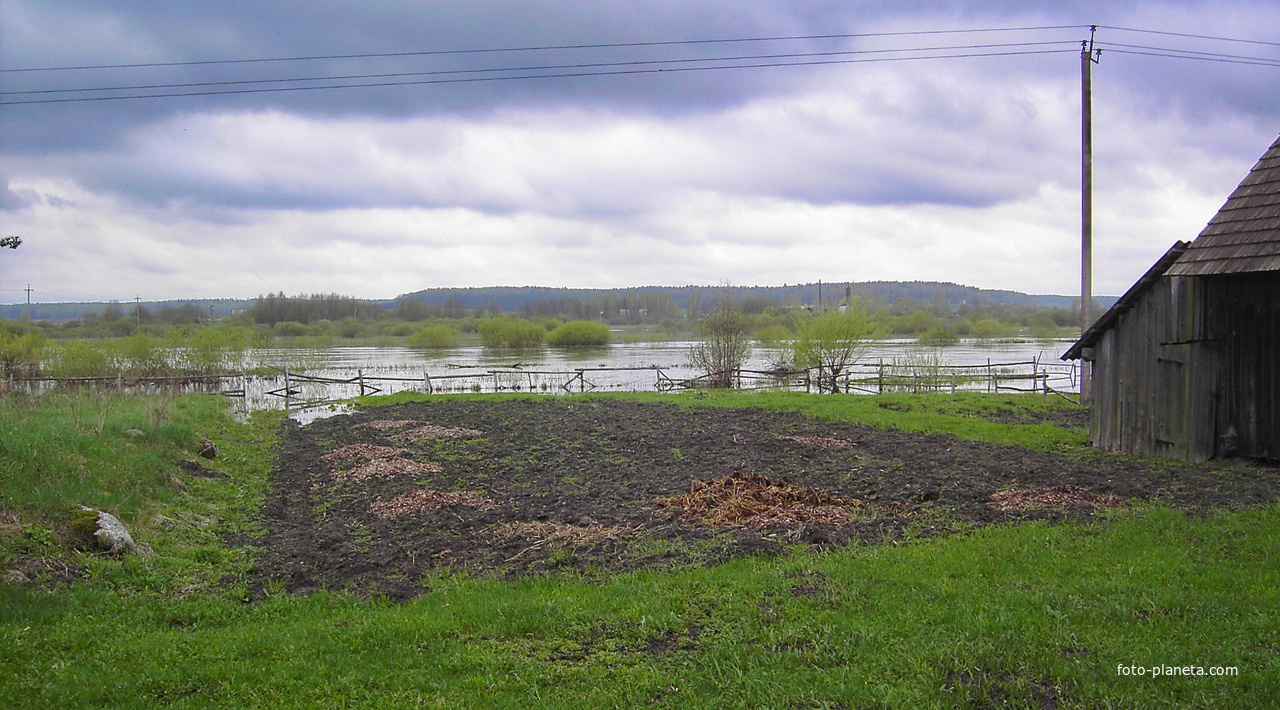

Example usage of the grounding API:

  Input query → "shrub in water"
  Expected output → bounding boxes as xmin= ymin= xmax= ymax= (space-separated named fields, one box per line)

xmin=47 ymin=339 xmax=116 ymax=377
xmin=918 ymin=328 xmax=960 ymax=346
xmin=477 ymin=318 xmax=545 ymax=349
xmin=117 ymin=333 xmax=170 ymax=375
xmin=753 ymin=324 xmax=793 ymax=344
xmin=273 ymin=321 xmax=311 ymax=337
xmin=0 ymin=329 xmax=47 ymax=377
xmin=407 ymin=325 xmax=462 ymax=349
xmin=546 ymin=320 xmax=611 ymax=347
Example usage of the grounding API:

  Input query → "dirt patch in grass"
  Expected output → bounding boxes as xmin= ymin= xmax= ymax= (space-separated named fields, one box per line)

xmin=388 ymin=424 xmax=484 ymax=444
xmin=3 ymin=556 xmax=86 ymax=585
xmin=988 ymin=485 xmax=1124 ymax=511
xmin=345 ymin=458 xmax=443 ymax=482
xmin=250 ymin=399 xmax=1280 ymax=599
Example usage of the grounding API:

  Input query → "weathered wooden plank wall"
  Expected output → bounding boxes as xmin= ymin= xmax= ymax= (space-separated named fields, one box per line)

xmin=1090 ymin=271 xmax=1278 ymax=462
xmin=1213 ymin=272 xmax=1280 ymax=460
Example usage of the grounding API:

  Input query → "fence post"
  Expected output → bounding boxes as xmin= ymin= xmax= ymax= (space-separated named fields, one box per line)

xmin=878 ymin=360 xmax=884 ymax=394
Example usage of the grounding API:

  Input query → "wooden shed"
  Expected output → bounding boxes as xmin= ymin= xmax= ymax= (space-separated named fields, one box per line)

xmin=1064 ymin=134 xmax=1280 ymax=462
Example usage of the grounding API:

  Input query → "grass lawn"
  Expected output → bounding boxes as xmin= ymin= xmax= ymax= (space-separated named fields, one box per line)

xmin=1 ymin=390 xmax=1275 ymax=708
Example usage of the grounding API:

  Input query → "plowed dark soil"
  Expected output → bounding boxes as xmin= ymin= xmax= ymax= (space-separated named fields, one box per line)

xmin=251 ymin=399 xmax=1279 ymax=600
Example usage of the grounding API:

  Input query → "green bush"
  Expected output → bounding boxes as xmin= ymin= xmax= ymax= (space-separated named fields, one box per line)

xmin=273 ymin=321 xmax=311 ymax=337
xmin=477 ymin=318 xmax=545 ymax=349
xmin=117 ymin=333 xmax=169 ymax=375
xmin=335 ymin=317 xmax=363 ymax=339
xmin=753 ymin=324 xmax=792 ymax=344
xmin=407 ymin=324 xmax=462 ymax=349
xmin=546 ymin=320 xmax=612 ymax=347
xmin=172 ymin=326 xmax=249 ymax=374
xmin=0 ymin=329 xmax=47 ymax=377
xmin=47 ymin=339 xmax=115 ymax=377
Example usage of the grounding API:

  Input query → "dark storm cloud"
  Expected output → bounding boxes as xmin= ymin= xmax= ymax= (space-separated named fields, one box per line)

xmin=1 ymin=1 xmax=880 ymax=149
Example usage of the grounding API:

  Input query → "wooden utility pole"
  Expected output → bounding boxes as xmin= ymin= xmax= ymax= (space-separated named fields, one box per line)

xmin=1080 ymin=27 xmax=1100 ymax=401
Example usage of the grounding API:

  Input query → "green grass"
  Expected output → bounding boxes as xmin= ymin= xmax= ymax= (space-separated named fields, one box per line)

xmin=602 ymin=389 xmax=1092 ymax=452
xmin=2 ymin=390 xmax=1275 ymax=708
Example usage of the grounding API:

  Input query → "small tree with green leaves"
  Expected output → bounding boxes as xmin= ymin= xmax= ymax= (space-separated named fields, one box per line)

xmin=793 ymin=303 xmax=875 ymax=393
xmin=547 ymin=320 xmax=612 ymax=347
xmin=688 ymin=296 xmax=752 ymax=388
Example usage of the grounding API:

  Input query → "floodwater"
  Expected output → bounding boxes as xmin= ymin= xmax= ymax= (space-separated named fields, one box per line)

xmin=229 ymin=339 xmax=1079 ymax=422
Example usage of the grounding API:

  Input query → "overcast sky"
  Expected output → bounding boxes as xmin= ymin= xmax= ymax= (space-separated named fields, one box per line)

xmin=2 ymin=1 xmax=1278 ymax=304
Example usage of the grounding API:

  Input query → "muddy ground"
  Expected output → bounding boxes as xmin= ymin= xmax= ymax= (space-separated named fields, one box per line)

xmin=248 ymin=399 xmax=1279 ymax=600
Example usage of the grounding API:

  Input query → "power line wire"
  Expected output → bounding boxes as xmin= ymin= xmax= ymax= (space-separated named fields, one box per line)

xmin=1096 ymin=25 xmax=1280 ymax=48
xmin=1100 ymin=47 xmax=1280 ymax=68
xmin=1099 ymin=42 xmax=1280 ymax=67
xmin=0 ymin=48 xmax=1080 ymax=106
xmin=0 ymin=41 xmax=1079 ymax=98
xmin=1 ymin=25 xmax=1089 ymax=73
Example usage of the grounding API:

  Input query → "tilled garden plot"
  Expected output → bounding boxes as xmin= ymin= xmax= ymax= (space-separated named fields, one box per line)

xmin=251 ymin=399 xmax=1280 ymax=599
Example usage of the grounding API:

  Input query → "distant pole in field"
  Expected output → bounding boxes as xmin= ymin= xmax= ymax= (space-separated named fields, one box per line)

xmin=1080 ymin=27 xmax=1100 ymax=402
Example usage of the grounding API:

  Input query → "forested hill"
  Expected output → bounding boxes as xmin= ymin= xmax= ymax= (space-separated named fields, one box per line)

xmin=2 ymin=281 xmax=1114 ymax=323
xmin=393 ymin=282 xmax=1098 ymax=312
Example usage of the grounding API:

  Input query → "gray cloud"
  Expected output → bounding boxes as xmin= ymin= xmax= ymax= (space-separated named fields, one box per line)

xmin=1 ymin=1 xmax=1278 ymax=302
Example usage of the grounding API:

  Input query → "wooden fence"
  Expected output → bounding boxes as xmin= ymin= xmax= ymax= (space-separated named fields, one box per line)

xmin=6 ymin=357 xmax=1081 ymax=409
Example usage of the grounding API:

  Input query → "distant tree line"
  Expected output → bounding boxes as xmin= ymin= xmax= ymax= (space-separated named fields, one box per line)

xmin=249 ymin=292 xmax=384 ymax=326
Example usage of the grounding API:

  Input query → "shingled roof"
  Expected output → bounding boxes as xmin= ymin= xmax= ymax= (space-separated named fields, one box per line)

xmin=1166 ymin=133 xmax=1280 ymax=276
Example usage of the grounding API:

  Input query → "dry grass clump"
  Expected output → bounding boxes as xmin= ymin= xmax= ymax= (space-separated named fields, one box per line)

xmin=346 ymin=458 xmax=443 ymax=482
xmin=493 ymin=520 xmax=629 ymax=546
xmin=988 ymin=485 xmax=1123 ymax=511
xmin=389 ymin=424 xmax=484 ymax=444
xmin=321 ymin=444 xmax=408 ymax=462
xmin=362 ymin=419 xmax=422 ymax=431
xmin=657 ymin=472 xmax=864 ymax=528
xmin=370 ymin=488 xmax=497 ymax=519
xmin=781 ymin=435 xmax=857 ymax=449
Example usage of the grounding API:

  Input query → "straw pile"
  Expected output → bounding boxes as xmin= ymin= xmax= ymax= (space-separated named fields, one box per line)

xmin=320 ymin=444 xmax=408 ymax=462
xmin=781 ymin=435 xmax=857 ymax=449
xmin=657 ymin=472 xmax=864 ymax=528
xmin=362 ymin=419 xmax=422 ymax=431
xmin=988 ymin=485 xmax=1123 ymax=511
xmin=346 ymin=458 xmax=443 ymax=482
xmin=389 ymin=424 xmax=484 ymax=444
xmin=370 ymin=488 xmax=497 ymax=518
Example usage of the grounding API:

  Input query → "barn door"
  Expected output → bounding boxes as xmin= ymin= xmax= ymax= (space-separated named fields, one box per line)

xmin=1156 ymin=344 xmax=1192 ymax=458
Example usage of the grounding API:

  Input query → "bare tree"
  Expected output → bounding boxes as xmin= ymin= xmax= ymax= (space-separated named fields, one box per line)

xmin=1 ymin=236 xmax=20 ymax=250
xmin=688 ymin=295 xmax=752 ymax=388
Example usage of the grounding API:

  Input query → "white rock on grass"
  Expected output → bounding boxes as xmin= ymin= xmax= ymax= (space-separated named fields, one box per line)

xmin=78 ymin=506 xmax=138 ymax=554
